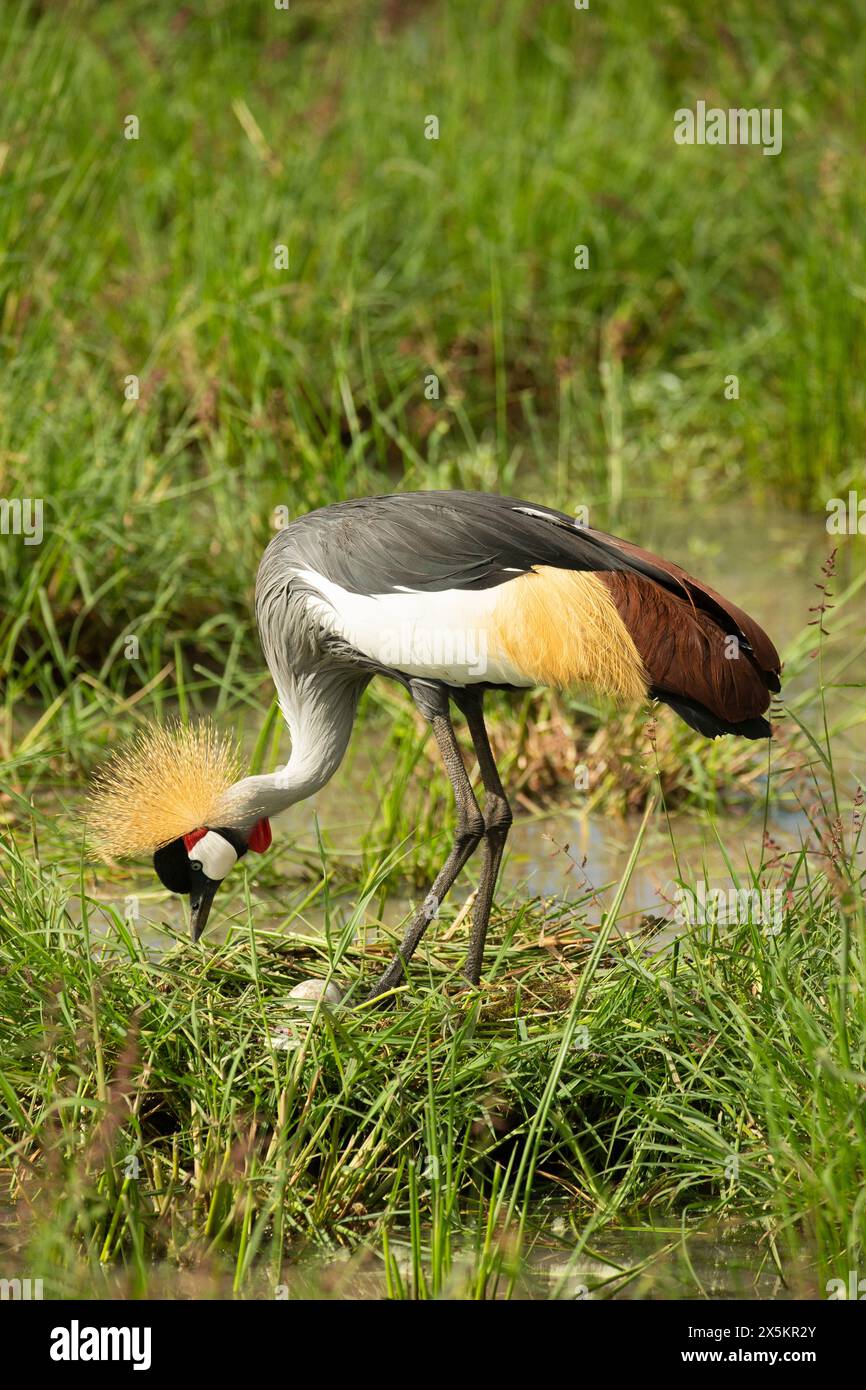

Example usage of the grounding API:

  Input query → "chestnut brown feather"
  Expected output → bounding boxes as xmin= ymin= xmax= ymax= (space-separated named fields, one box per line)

xmin=593 ymin=531 xmax=781 ymax=687
xmin=600 ymin=570 xmax=778 ymax=732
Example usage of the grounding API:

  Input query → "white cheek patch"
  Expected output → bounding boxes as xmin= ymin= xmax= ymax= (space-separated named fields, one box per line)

xmin=189 ymin=831 xmax=238 ymax=882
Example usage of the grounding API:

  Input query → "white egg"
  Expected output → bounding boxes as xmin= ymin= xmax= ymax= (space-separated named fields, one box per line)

xmin=267 ymin=980 xmax=344 ymax=1049
xmin=288 ymin=978 xmax=344 ymax=1005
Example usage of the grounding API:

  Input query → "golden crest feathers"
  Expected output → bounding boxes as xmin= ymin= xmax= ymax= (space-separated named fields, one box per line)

xmin=85 ymin=721 xmax=242 ymax=860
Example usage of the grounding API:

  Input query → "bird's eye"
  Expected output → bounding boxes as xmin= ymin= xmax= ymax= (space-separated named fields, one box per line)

xmin=190 ymin=860 xmax=202 ymax=871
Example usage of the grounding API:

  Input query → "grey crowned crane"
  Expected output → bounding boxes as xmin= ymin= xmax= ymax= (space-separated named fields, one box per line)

xmin=88 ymin=490 xmax=781 ymax=999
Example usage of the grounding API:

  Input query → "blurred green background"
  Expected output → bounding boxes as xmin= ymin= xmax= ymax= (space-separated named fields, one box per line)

xmin=1 ymin=0 xmax=864 ymax=745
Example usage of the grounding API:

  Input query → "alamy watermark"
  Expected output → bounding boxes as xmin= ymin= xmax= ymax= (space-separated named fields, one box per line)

xmin=674 ymin=101 xmax=782 ymax=157
xmin=378 ymin=623 xmax=488 ymax=677
xmin=826 ymin=1270 xmax=866 ymax=1299
xmin=674 ymin=883 xmax=784 ymax=934
xmin=0 ymin=1276 xmax=43 ymax=1299
xmin=50 ymin=1321 xmax=151 ymax=1370
xmin=0 ymin=497 xmax=43 ymax=545
xmin=826 ymin=491 xmax=866 ymax=534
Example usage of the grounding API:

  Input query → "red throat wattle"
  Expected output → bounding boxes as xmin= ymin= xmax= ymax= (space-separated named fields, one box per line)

xmin=182 ymin=821 xmax=271 ymax=853
xmin=248 ymin=818 xmax=272 ymax=853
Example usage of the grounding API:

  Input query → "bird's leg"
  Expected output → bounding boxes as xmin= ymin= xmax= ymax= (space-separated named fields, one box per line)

xmin=453 ymin=688 xmax=512 ymax=986
xmin=366 ymin=681 xmax=484 ymax=1001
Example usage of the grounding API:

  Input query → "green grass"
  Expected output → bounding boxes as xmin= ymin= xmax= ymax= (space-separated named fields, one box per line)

xmin=2 ymin=577 xmax=866 ymax=1299
xmin=1 ymin=699 xmax=863 ymax=1299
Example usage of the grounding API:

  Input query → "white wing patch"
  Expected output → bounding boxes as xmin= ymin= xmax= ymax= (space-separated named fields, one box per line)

xmin=293 ymin=568 xmax=534 ymax=686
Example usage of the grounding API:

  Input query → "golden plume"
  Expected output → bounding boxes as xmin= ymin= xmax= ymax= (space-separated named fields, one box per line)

xmin=85 ymin=721 xmax=242 ymax=860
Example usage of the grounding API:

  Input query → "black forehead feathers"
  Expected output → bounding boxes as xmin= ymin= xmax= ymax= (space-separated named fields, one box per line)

xmin=153 ymin=837 xmax=192 ymax=895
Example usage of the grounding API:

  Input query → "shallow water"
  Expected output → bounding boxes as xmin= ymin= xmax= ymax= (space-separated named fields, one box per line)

xmin=235 ymin=1215 xmax=817 ymax=1300
xmin=3 ymin=1220 xmax=814 ymax=1300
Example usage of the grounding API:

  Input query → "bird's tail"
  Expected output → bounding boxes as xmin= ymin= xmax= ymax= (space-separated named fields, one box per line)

xmin=594 ymin=540 xmax=781 ymax=741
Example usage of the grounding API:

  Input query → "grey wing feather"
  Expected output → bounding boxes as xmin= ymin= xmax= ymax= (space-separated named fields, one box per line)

xmin=259 ymin=490 xmax=654 ymax=596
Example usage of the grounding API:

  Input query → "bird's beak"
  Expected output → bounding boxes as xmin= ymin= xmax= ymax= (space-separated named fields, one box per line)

xmin=189 ymin=879 xmax=219 ymax=942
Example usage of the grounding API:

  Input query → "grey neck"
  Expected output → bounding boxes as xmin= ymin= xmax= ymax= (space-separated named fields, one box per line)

xmin=223 ymin=668 xmax=367 ymax=831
